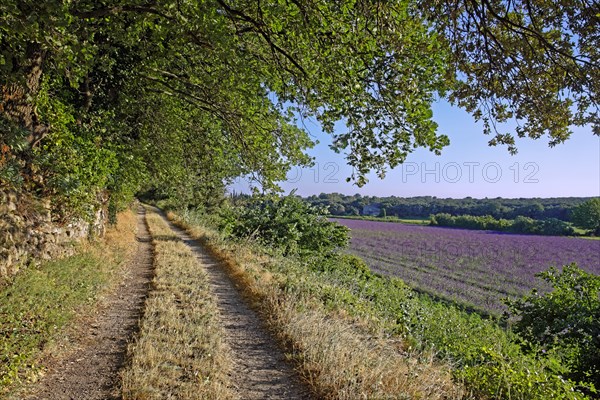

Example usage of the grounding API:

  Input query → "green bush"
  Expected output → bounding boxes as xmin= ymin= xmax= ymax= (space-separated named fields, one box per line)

xmin=430 ymin=213 xmax=574 ymax=236
xmin=511 ymin=216 xmax=539 ymax=234
xmin=219 ymin=193 xmax=349 ymax=255
xmin=279 ymin=251 xmax=590 ymax=399
xmin=505 ymin=264 xmax=600 ymax=394
xmin=538 ymin=218 xmax=575 ymax=236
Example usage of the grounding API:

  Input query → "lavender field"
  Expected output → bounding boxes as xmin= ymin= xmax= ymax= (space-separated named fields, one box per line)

xmin=333 ymin=218 xmax=600 ymax=315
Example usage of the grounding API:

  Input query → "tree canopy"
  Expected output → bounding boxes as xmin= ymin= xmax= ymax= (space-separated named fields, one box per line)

xmin=572 ymin=198 xmax=600 ymax=235
xmin=305 ymin=193 xmax=592 ymax=221
xmin=1 ymin=0 xmax=598 ymax=216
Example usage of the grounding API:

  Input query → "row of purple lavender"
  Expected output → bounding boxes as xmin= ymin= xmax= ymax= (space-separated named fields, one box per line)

xmin=332 ymin=218 xmax=600 ymax=314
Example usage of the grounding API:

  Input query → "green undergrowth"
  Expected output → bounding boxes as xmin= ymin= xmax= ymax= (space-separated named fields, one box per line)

xmin=0 ymin=254 xmax=110 ymax=389
xmin=174 ymin=208 xmax=591 ymax=399
xmin=0 ymin=210 xmax=136 ymax=394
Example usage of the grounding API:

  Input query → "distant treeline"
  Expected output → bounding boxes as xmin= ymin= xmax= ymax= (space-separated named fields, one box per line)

xmin=303 ymin=194 xmax=593 ymax=221
xmin=429 ymin=213 xmax=574 ymax=236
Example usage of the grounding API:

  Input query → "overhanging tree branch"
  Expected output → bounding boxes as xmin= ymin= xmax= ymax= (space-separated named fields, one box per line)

xmin=215 ymin=0 xmax=308 ymax=77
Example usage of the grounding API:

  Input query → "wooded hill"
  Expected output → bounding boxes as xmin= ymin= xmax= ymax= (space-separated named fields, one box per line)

xmin=303 ymin=194 xmax=594 ymax=221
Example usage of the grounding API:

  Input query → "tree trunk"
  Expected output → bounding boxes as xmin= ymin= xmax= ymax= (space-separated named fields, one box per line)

xmin=0 ymin=43 xmax=48 ymax=147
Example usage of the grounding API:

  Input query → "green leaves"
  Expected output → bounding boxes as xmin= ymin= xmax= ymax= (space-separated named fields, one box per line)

xmin=219 ymin=193 xmax=350 ymax=255
xmin=504 ymin=264 xmax=600 ymax=393
xmin=2 ymin=0 xmax=598 ymax=215
xmin=571 ymin=198 xmax=600 ymax=236
xmin=420 ymin=0 xmax=599 ymax=152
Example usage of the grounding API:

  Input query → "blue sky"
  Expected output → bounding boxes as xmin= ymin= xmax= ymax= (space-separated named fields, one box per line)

xmin=233 ymin=100 xmax=600 ymax=198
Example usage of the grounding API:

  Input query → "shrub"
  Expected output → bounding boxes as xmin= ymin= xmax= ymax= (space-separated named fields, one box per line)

xmin=429 ymin=213 xmax=454 ymax=226
xmin=505 ymin=263 xmax=600 ymax=394
xmin=219 ymin=193 xmax=349 ymax=255
xmin=510 ymin=216 xmax=540 ymax=234
xmin=538 ymin=218 xmax=575 ymax=236
xmin=431 ymin=213 xmax=575 ymax=236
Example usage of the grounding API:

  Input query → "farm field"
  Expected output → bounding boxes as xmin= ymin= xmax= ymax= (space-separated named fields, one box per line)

xmin=333 ymin=218 xmax=600 ymax=315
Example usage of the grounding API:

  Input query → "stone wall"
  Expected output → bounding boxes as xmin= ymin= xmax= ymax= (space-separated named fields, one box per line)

xmin=0 ymin=189 xmax=106 ymax=279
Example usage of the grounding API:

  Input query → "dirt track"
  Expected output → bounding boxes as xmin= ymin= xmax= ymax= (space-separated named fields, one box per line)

xmin=18 ymin=207 xmax=312 ymax=399
xmin=21 ymin=207 xmax=154 ymax=400
xmin=154 ymin=209 xmax=312 ymax=399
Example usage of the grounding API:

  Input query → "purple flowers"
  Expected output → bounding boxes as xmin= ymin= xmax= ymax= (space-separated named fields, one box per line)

xmin=333 ymin=219 xmax=600 ymax=314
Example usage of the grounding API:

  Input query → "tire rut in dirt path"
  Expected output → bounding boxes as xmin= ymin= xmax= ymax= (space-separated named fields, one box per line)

xmin=154 ymin=209 xmax=313 ymax=400
xmin=22 ymin=207 xmax=154 ymax=400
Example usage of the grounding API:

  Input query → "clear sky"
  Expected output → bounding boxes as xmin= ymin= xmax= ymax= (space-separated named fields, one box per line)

xmin=233 ymin=100 xmax=600 ymax=199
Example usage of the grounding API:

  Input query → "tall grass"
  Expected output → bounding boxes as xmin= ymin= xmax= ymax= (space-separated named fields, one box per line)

xmin=121 ymin=209 xmax=234 ymax=400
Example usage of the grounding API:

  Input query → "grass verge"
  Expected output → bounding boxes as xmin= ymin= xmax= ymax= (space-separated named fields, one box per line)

xmin=121 ymin=208 xmax=234 ymax=400
xmin=0 ymin=208 xmax=138 ymax=395
xmin=167 ymin=210 xmax=464 ymax=400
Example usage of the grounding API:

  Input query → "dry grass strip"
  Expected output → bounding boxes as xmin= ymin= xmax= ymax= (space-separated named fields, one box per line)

xmin=121 ymin=209 xmax=234 ymax=400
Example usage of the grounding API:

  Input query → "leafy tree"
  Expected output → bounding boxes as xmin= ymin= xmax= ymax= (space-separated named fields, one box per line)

xmin=309 ymin=194 xmax=590 ymax=222
xmin=512 ymin=216 xmax=537 ymax=234
xmin=0 ymin=0 xmax=598 ymax=218
xmin=505 ymin=264 xmax=600 ymax=392
xmin=572 ymin=198 xmax=600 ymax=235
xmin=538 ymin=218 xmax=575 ymax=236
xmin=430 ymin=213 xmax=574 ymax=235
xmin=524 ymin=203 xmax=545 ymax=219
xmin=347 ymin=206 xmax=360 ymax=216
xmin=328 ymin=203 xmax=346 ymax=216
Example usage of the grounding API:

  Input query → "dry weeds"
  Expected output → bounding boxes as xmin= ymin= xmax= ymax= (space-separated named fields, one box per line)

xmin=121 ymin=209 xmax=234 ymax=400
xmin=102 ymin=206 xmax=139 ymax=257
